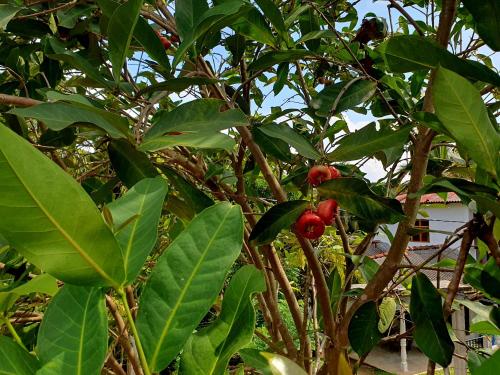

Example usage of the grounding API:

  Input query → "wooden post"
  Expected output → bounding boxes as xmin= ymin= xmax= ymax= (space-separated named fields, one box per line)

xmin=452 ymin=307 xmax=467 ymax=375
xmin=400 ymin=309 xmax=409 ymax=373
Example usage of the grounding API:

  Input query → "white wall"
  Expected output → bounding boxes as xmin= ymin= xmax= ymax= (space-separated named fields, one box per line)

xmin=375 ymin=204 xmax=471 ymax=247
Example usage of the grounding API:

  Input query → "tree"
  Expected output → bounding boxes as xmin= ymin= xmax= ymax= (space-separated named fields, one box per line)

xmin=0 ymin=0 xmax=499 ymax=374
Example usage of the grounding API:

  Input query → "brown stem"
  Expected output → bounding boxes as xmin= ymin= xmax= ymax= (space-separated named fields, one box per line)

xmin=105 ymin=295 xmax=144 ymax=375
xmin=443 ymin=226 xmax=474 ymax=317
xmin=388 ymin=0 xmax=425 ymax=36
xmin=0 ymin=94 xmax=41 ymax=107
xmin=105 ymin=355 xmax=127 ymax=375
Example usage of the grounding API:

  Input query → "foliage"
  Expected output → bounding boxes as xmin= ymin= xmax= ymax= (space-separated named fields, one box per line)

xmin=0 ymin=1 xmax=498 ymax=374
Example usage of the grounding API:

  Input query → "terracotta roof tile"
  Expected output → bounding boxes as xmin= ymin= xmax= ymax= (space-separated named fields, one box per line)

xmin=396 ymin=192 xmax=461 ymax=204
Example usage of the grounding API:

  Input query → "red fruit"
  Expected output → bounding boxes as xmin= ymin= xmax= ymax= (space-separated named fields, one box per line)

xmin=170 ymin=34 xmax=180 ymax=43
xmin=328 ymin=166 xmax=341 ymax=179
xmin=316 ymin=199 xmax=338 ymax=226
xmin=295 ymin=211 xmax=325 ymax=239
xmin=308 ymin=165 xmax=332 ymax=186
xmin=159 ymin=36 xmax=171 ymax=49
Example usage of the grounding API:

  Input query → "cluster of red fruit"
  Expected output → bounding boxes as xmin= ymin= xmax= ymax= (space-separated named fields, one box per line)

xmin=295 ymin=165 xmax=341 ymax=240
xmin=155 ymin=31 xmax=179 ymax=49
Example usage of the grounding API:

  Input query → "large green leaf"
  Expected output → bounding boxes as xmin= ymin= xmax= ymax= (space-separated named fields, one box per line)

xmin=261 ymin=353 xmax=308 ymax=375
xmin=106 ymin=177 xmax=168 ymax=283
xmin=247 ymin=50 xmax=315 ymax=73
xmin=433 ymin=67 xmax=500 ymax=179
xmin=47 ymin=38 xmax=112 ymax=88
xmin=173 ymin=1 xmax=249 ymax=67
xmin=255 ymin=0 xmax=286 ymax=38
xmin=328 ymin=123 xmax=411 ymax=161
xmin=299 ymin=7 xmax=320 ymax=51
xmin=140 ymin=132 xmax=236 ymax=152
xmin=462 ymin=0 xmax=500 ymax=52
xmin=410 ymin=273 xmax=454 ymax=367
xmin=137 ymin=202 xmax=244 ymax=371
xmin=145 ymin=99 xmax=248 ymax=140
xmin=470 ymin=350 xmax=500 ymax=375
xmin=0 ymin=336 xmax=40 ymax=375
xmin=180 ymin=265 xmax=266 ymax=374
xmin=159 ymin=166 xmax=214 ymax=214
xmin=137 ymin=77 xmax=219 ymax=96
xmin=252 ymin=127 xmax=292 ymax=162
xmin=376 ymin=35 xmax=500 ymax=86
xmin=0 ymin=274 xmax=58 ymax=312
xmin=0 ymin=5 xmax=21 ymax=30
xmin=378 ymin=297 xmax=397 ymax=333
xmin=348 ymin=301 xmax=382 ymax=356
xmin=37 ymin=285 xmax=107 ymax=375
xmin=311 ymin=80 xmax=377 ymax=117
xmin=317 ymin=178 xmax=404 ymax=224
xmin=259 ymin=123 xmax=320 ymax=160
xmin=175 ymin=0 xmax=209 ymax=42
xmin=249 ymin=200 xmax=309 ymax=246
xmin=108 ymin=139 xmax=159 ymax=188
xmin=0 ymin=125 xmax=125 ymax=287
xmin=134 ymin=17 xmax=171 ymax=70
xmin=9 ymin=102 xmax=130 ymax=139
xmin=220 ymin=0 xmax=275 ymax=46
xmin=107 ymin=0 xmax=143 ymax=81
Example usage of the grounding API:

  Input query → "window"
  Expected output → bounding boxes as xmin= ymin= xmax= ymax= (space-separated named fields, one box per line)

xmin=411 ymin=219 xmax=430 ymax=242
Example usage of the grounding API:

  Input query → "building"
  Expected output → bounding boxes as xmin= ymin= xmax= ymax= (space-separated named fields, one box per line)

xmin=361 ymin=192 xmax=493 ymax=374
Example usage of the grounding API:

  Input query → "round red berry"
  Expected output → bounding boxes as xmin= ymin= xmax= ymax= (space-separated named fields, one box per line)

xmin=307 ymin=165 xmax=332 ymax=187
xmin=295 ymin=211 xmax=325 ymax=239
xmin=328 ymin=166 xmax=341 ymax=179
xmin=316 ymin=199 xmax=338 ymax=226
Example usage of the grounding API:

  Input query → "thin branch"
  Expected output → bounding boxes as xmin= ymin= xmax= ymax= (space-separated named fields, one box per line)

xmin=388 ymin=0 xmax=425 ymax=36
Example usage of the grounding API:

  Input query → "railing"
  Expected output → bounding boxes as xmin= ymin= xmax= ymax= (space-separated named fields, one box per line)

xmin=465 ymin=336 xmax=484 ymax=349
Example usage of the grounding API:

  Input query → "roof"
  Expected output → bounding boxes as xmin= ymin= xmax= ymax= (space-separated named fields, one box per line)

xmin=369 ymin=244 xmax=464 ymax=282
xmin=397 ymin=192 xmax=461 ymax=204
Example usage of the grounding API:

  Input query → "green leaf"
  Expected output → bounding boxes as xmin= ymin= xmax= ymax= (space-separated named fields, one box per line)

xmin=311 ymin=80 xmax=377 ymax=117
xmin=358 ymin=256 xmax=380 ymax=282
xmin=140 ymin=132 xmax=236 ymax=152
xmin=259 ymin=123 xmax=320 ymax=160
xmin=229 ymin=4 xmax=276 ymax=46
xmin=106 ymin=177 xmax=168 ymax=283
xmin=137 ymin=202 xmax=244 ymax=371
xmin=261 ymin=353 xmax=308 ymax=375
xmin=159 ymin=166 xmax=214 ymax=214
xmin=378 ymin=297 xmax=397 ymax=333
xmin=248 ymin=50 xmax=316 ymax=73
xmin=108 ymin=139 xmax=159 ymax=188
xmin=470 ymin=349 xmax=500 ymax=375
xmin=410 ymin=273 xmax=454 ymax=367
xmin=251 ymin=127 xmax=292 ymax=162
xmin=175 ymin=0 xmax=209 ymax=42
xmin=0 ymin=336 xmax=40 ymax=375
xmin=0 ymin=5 xmax=21 ymax=30
xmin=173 ymin=1 xmax=248 ymax=68
xmin=249 ymin=200 xmax=309 ymax=246
xmin=134 ymin=17 xmax=171 ymax=70
xmin=137 ymin=77 xmax=219 ymax=96
xmin=299 ymin=7 xmax=320 ymax=51
xmin=297 ymin=30 xmax=337 ymax=44
xmin=35 ymin=354 xmax=65 ymax=375
xmin=0 ymin=125 xmax=125 ymax=287
xmin=317 ymin=178 xmax=404 ymax=224
xmin=377 ymin=35 xmax=500 ymax=86
xmin=240 ymin=349 xmax=272 ymax=375
xmin=348 ymin=301 xmax=382 ymax=356
xmin=9 ymin=102 xmax=130 ymax=139
xmin=0 ymin=274 xmax=58 ymax=312
xmin=180 ymin=265 xmax=266 ymax=374
xmin=433 ymin=67 xmax=500 ymax=179
xmin=462 ymin=0 xmax=500 ymax=52
xmin=107 ymin=0 xmax=143 ymax=81
xmin=37 ymin=285 xmax=107 ymax=375
xmin=255 ymin=0 xmax=286 ymax=37
xmin=328 ymin=123 xmax=411 ymax=161
xmin=145 ymin=99 xmax=248 ymax=140
xmin=47 ymin=38 xmax=112 ymax=88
